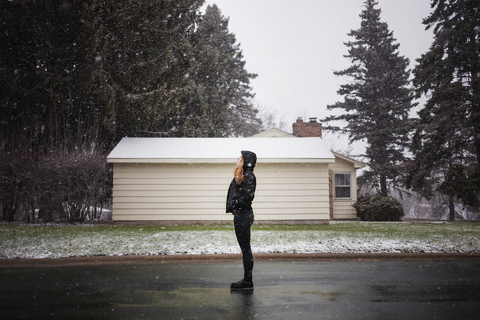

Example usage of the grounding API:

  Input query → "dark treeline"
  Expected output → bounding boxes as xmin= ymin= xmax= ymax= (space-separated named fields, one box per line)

xmin=0 ymin=0 xmax=260 ymax=153
xmin=0 ymin=0 xmax=261 ymax=222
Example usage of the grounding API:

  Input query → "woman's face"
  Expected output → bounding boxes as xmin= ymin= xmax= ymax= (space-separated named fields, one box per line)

xmin=237 ymin=155 xmax=243 ymax=165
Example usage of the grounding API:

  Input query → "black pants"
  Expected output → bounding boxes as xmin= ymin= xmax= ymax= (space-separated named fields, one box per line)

xmin=234 ymin=212 xmax=254 ymax=282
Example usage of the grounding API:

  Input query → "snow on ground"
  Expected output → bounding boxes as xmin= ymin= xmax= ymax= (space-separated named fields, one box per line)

xmin=1 ymin=224 xmax=479 ymax=259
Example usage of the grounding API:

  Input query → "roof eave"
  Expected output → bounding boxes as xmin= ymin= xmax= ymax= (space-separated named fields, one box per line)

xmin=107 ymin=158 xmax=336 ymax=164
xmin=331 ymin=151 xmax=366 ymax=169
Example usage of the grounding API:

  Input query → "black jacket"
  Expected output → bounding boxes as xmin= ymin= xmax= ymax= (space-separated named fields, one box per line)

xmin=226 ymin=151 xmax=257 ymax=214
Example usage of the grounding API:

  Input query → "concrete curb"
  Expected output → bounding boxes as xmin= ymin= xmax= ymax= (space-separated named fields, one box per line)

xmin=1 ymin=253 xmax=480 ymax=267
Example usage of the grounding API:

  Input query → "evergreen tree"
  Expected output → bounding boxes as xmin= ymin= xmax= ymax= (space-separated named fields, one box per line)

xmin=91 ymin=0 xmax=204 ymax=144
xmin=408 ymin=0 xmax=480 ymax=216
xmin=0 ymin=0 xmax=101 ymax=152
xmin=0 ymin=0 xmax=204 ymax=153
xmin=322 ymin=0 xmax=415 ymax=196
xmin=176 ymin=4 xmax=261 ymax=137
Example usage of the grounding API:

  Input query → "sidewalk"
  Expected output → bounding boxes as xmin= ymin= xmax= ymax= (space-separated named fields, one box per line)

xmin=2 ymin=252 xmax=480 ymax=267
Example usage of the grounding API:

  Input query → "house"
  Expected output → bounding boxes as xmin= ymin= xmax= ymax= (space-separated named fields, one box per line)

xmin=255 ymin=117 xmax=365 ymax=221
xmin=106 ymin=118 xmax=364 ymax=224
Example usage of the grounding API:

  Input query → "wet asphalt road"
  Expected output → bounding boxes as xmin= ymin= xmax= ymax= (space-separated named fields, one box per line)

xmin=1 ymin=259 xmax=480 ymax=320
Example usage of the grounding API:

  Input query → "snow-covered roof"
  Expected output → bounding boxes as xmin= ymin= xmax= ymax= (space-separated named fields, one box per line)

xmin=107 ymin=137 xmax=335 ymax=163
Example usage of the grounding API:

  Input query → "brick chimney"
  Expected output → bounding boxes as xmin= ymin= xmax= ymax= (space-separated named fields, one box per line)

xmin=292 ymin=117 xmax=322 ymax=138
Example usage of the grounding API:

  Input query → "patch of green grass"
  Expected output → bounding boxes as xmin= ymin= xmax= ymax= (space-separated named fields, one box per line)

xmin=1 ymin=221 xmax=479 ymax=233
xmin=2 ymin=221 xmax=479 ymax=240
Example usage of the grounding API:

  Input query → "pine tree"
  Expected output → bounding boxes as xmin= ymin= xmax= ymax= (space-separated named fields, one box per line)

xmin=176 ymin=4 xmax=261 ymax=137
xmin=0 ymin=0 xmax=205 ymax=152
xmin=408 ymin=0 xmax=480 ymax=216
xmin=97 ymin=0 xmax=204 ymax=143
xmin=0 ymin=0 xmax=101 ymax=152
xmin=322 ymin=0 xmax=415 ymax=196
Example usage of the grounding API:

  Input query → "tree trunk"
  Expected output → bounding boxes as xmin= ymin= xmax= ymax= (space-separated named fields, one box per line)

xmin=448 ymin=194 xmax=455 ymax=221
xmin=380 ymin=174 xmax=388 ymax=197
xmin=471 ymin=62 xmax=480 ymax=165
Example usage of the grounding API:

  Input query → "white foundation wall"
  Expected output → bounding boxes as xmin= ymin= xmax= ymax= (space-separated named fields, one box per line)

xmin=112 ymin=162 xmax=331 ymax=222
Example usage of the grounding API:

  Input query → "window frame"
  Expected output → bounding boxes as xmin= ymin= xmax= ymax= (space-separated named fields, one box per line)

xmin=334 ymin=173 xmax=352 ymax=200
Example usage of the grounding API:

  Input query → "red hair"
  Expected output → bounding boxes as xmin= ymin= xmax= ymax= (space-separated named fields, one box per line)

xmin=234 ymin=156 xmax=244 ymax=185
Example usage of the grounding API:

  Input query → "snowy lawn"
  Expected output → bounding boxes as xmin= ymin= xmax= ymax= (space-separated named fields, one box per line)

xmin=1 ymin=222 xmax=479 ymax=259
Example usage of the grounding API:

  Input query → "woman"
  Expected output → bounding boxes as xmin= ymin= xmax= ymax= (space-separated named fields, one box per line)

xmin=226 ymin=150 xmax=257 ymax=291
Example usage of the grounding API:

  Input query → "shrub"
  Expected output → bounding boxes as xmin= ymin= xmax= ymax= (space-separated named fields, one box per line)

xmin=0 ymin=149 xmax=112 ymax=223
xmin=0 ymin=154 xmax=32 ymax=222
xmin=354 ymin=194 xmax=404 ymax=221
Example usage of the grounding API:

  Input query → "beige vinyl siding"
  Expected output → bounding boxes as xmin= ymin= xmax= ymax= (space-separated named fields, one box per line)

xmin=329 ymin=157 xmax=358 ymax=220
xmin=113 ymin=163 xmax=231 ymax=221
xmin=331 ymin=200 xmax=357 ymax=220
xmin=255 ymin=163 xmax=330 ymax=220
xmin=112 ymin=162 xmax=330 ymax=221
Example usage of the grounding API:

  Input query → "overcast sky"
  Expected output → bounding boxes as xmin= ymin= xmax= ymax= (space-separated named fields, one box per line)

xmin=202 ymin=0 xmax=435 ymax=154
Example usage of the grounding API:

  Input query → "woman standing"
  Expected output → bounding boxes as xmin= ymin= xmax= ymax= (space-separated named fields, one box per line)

xmin=226 ymin=150 xmax=257 ymax=291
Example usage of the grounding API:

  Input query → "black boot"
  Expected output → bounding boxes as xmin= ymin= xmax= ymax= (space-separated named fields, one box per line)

xmin=230 ymin=279 xmax=254 ymax=291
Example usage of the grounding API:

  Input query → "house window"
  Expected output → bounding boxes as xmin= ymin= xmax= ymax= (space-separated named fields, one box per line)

xmin=335 ymin=173 xmax=351 ymax=199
